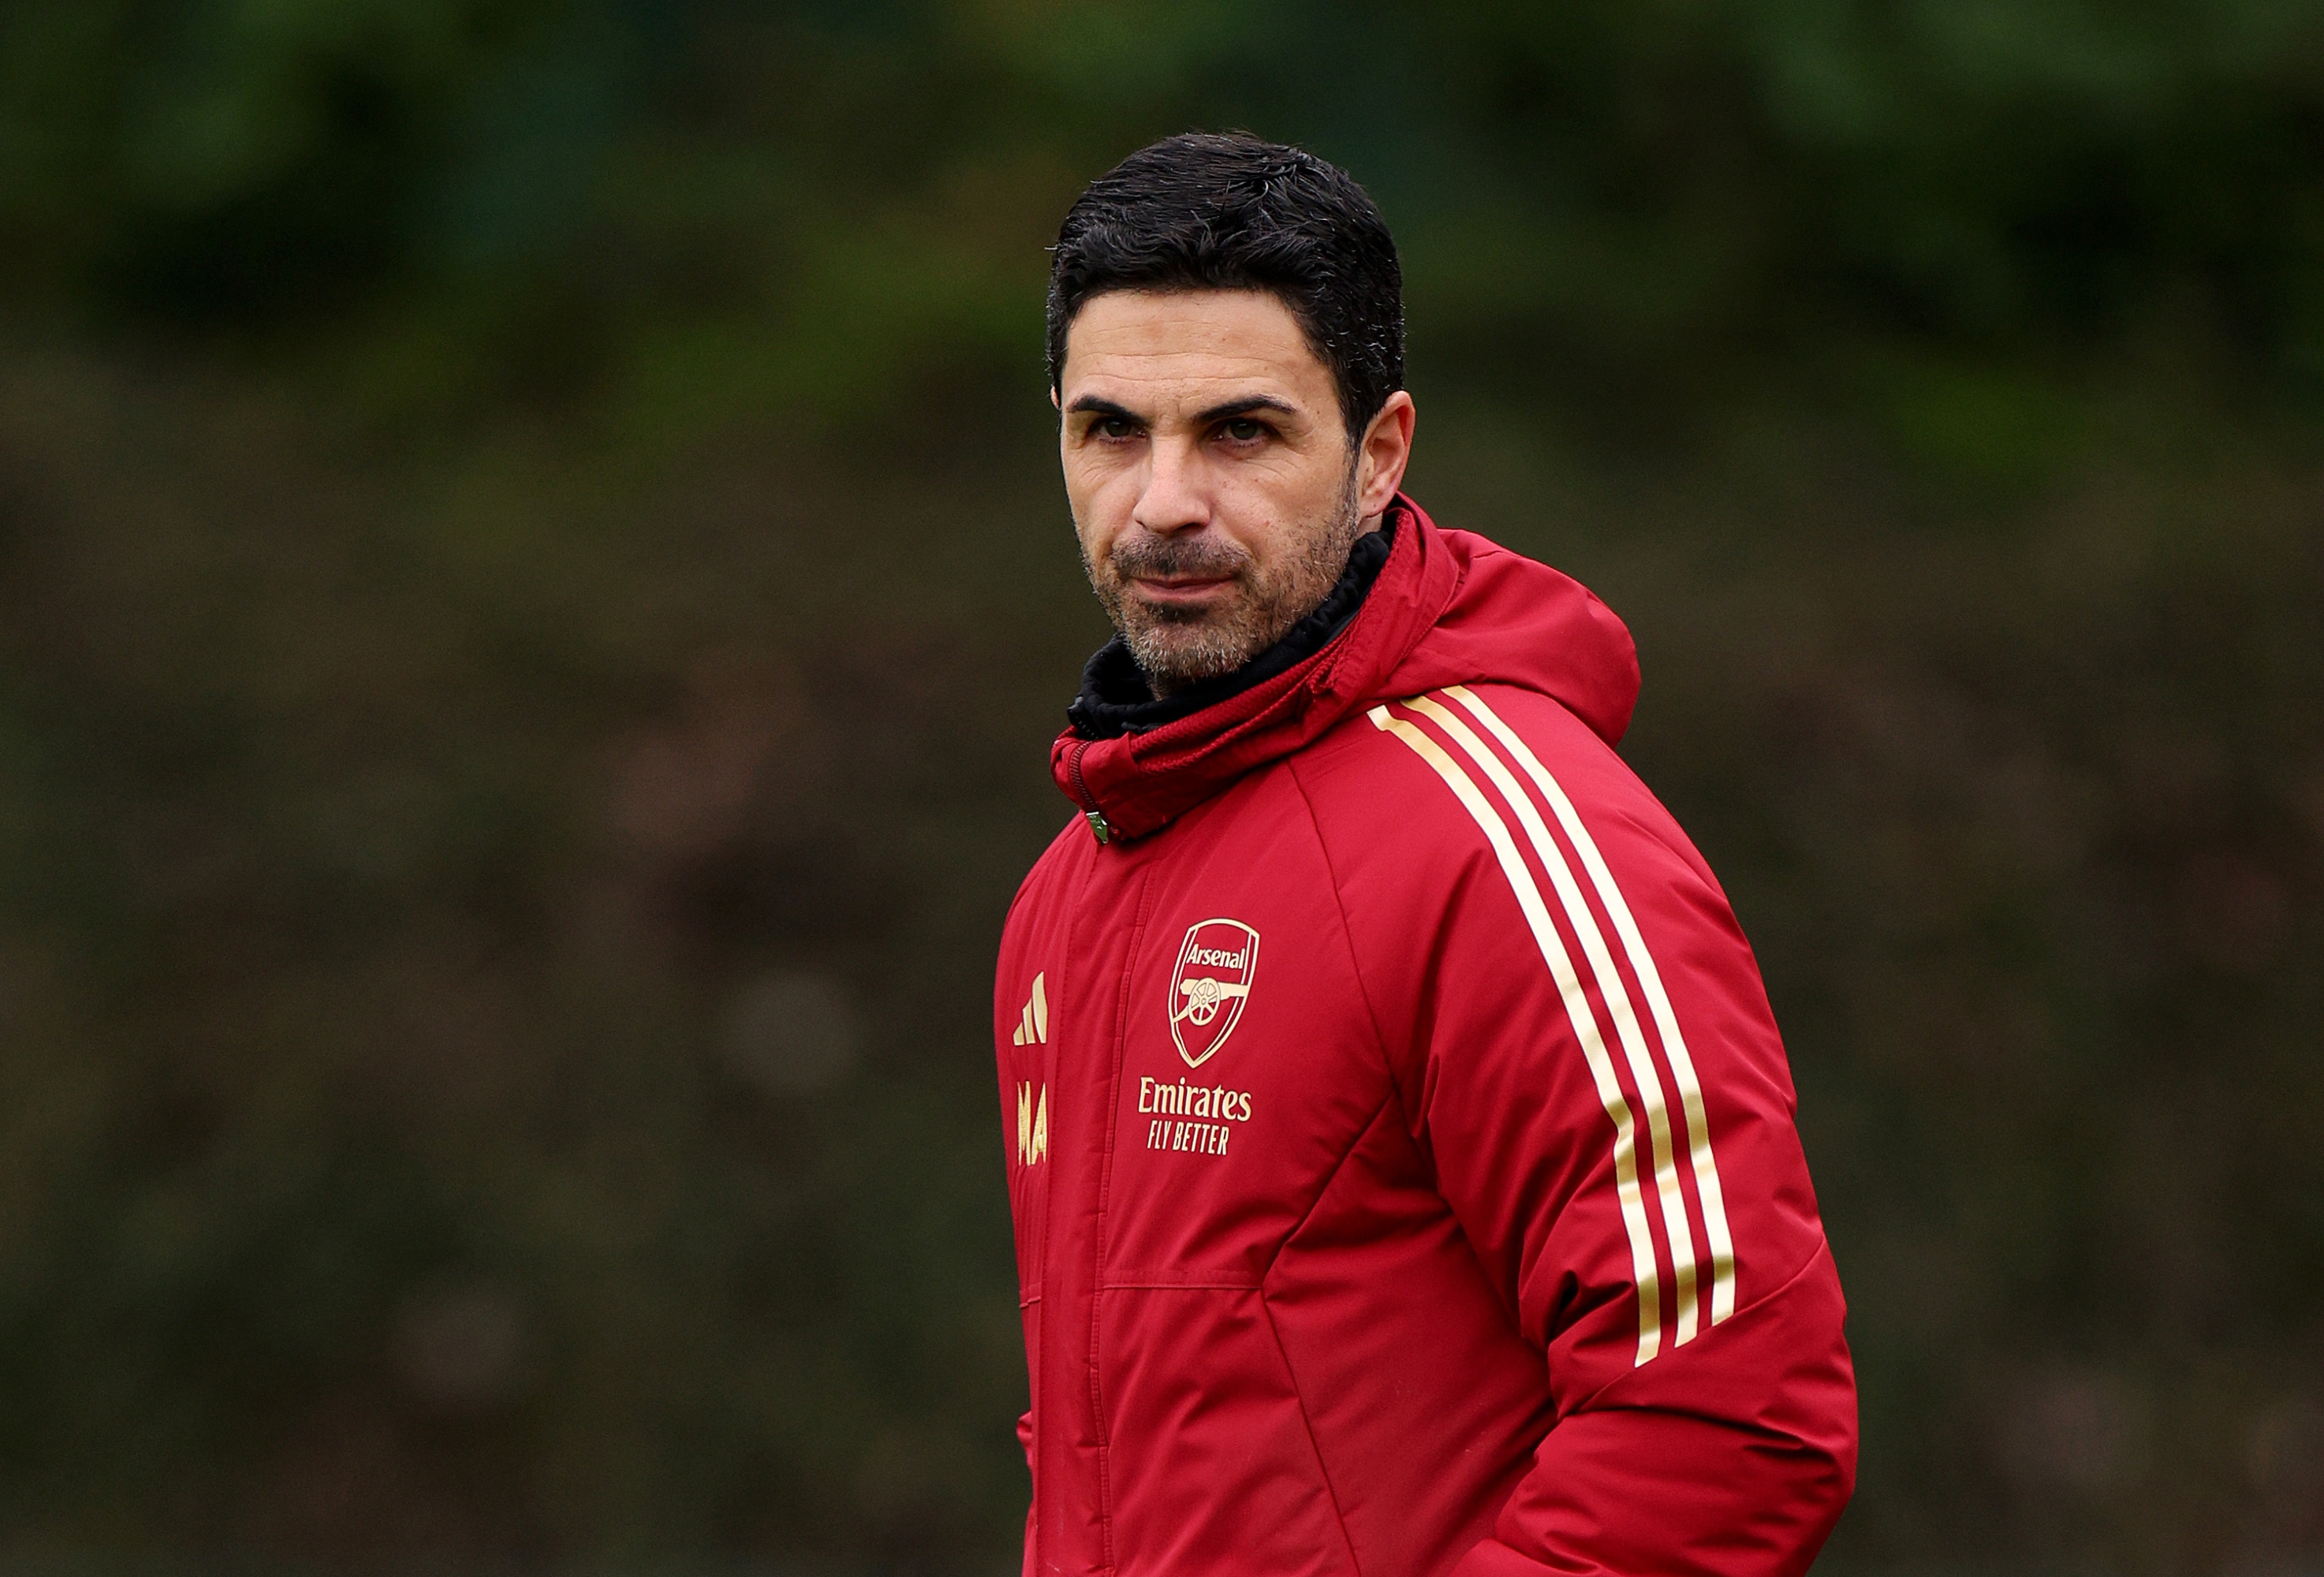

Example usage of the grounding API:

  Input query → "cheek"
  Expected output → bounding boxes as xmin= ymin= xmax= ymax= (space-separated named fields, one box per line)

xmin=1063 ymin=455 xmax=1141 ymax=531
xmin=1218 ymin=454 xmax=1343 ymax=555
xmin=1061 ymin=468 xmax=1126 ymax=566
xmin=1237 ymin=442 xmax=1340 ymax=506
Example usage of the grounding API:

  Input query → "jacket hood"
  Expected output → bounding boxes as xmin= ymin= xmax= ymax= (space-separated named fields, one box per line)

xmin=1051 ymin=494 xmax=1640 ymax=841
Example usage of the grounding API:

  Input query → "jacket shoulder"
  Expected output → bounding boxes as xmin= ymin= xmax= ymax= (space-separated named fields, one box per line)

xmin=1295 ymin=680 xmax=1694 ymax=876
xmin=1002 ymin=813 xmax=1095 ymax=934
xmin=1289 ymin=680 xmax=1753 ymax=1021
xmin=994 ymin=812 xmax=1095 ymax=1023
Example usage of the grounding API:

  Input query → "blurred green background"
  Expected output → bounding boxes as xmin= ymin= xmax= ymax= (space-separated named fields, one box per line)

xmin=1 ymin=1 xmax=2320 ymax=1571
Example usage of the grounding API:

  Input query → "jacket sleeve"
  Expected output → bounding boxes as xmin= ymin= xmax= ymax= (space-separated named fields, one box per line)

xmin=1353 ymin=692 xmax=1856 ymax=1576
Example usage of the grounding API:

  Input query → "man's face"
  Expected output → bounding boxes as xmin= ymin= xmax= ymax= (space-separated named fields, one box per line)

xmin=1057 ymin=289 xmax=1412 ymax=696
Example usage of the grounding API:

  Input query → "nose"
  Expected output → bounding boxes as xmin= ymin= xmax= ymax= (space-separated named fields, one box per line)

xmin=1130 ymin=433 xmax=1211 ymax=536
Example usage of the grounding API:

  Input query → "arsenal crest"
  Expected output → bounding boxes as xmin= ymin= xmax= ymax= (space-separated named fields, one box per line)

xmin=1169 ymin=918 xmax=1259 ymax=1068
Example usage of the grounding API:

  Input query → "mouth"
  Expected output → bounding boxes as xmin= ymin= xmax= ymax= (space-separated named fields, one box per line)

xmin=1128 ymin=574 xmax=1237 ymax=607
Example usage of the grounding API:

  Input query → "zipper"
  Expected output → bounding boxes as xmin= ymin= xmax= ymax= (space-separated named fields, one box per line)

xmin=1066 ymin=740 xmax=1111 ymax=844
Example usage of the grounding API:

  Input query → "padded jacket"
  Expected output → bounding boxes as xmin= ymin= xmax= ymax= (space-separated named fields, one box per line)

xmin=994 ymin=497 xmax=1856 ymax=1577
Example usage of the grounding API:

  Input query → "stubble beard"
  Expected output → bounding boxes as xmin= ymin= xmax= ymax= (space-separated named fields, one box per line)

xmin=1083 ymin=467 xmax=1366 ymax=699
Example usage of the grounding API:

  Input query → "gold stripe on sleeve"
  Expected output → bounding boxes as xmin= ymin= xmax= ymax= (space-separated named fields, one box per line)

xmin=1447 ymin=684 xmax=1738 ymax=1327
xmin=1406 ymin=694 xmax=1703 ymax=1347
xmin=1370 ymin=704 xmax=1665 ymax=1366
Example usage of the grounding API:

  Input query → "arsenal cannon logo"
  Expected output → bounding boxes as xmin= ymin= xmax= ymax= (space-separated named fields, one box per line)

xmin=1168 ymin=918 xmax=1260 ymax=1068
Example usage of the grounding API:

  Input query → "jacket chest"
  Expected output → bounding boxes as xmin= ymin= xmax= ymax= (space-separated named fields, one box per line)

xmin=1004 ymin=797 xmax=1394 ymax=1284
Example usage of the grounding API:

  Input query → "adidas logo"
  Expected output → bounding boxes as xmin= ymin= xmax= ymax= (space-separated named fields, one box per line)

xmin=1011 ymin=972 xmax=1049 ymax=1167
xmin=1012 ymin=971 xmax=1050 ymax=1046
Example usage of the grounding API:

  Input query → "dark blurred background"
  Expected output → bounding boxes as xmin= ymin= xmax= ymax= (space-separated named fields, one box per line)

xmin=1 ymin=2 xmax=2320 ymax=1571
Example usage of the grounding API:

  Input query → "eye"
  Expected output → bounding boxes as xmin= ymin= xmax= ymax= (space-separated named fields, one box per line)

xmin=1095 ymin=416 xmax=1140 ymax=441
xmin=1220 ymin=417 xmax=1268 ymax=442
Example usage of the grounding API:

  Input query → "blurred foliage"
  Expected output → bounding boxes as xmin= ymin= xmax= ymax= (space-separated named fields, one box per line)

xmin=6 ymin=0 xmax=2322 ymax=434
xmin=0 ymin=1 xmax=2321 ymax=1572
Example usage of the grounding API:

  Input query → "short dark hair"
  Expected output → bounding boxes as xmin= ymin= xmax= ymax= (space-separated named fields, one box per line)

xmin=1046 ymin=132 xmax=1404 ymax=443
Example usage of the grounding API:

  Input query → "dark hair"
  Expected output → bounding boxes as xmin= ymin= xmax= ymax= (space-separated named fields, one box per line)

xmin=1046 ymin=132 xmax=1404 ymax=442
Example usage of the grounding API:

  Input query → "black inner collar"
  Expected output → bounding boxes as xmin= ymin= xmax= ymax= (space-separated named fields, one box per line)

xmin=1067 ymin=516 xmax=1397 ymax=741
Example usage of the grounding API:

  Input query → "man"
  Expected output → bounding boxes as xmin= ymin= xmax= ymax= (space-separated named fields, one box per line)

xmin=994 ymin=132 xmax=1856 ymax=1577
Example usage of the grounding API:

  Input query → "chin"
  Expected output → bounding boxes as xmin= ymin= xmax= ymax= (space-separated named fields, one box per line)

xmin=1127 ymin=620 xmax=1266 ymax=691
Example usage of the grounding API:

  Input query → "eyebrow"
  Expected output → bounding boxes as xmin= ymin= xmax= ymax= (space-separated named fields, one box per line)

xmin=1061 ymin=394 xmax=1302 ymax=425
xmin=1194 ymin=395 xmax=1299 ymax=424
xmin=1064 ymin=395 xmax=1141 ymax=422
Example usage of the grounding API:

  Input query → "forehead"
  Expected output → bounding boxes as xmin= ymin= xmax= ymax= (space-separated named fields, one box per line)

xmin=1058 ymin=289 xmax=1334 ymax=406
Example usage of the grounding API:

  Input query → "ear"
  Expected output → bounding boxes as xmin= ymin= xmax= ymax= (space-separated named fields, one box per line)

xmin=1353 ymin=391 xmax=1416 ymax=520
xmin=1051 ymin=385 xmax=1061 ymax=411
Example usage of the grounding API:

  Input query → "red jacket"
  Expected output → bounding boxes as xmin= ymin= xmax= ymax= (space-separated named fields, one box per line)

xmin=995 ymin=498 xmax=1855 ymax=1577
